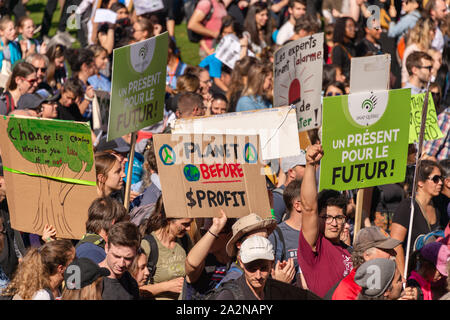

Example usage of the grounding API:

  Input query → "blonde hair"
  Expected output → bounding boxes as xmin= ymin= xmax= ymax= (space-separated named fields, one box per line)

xmin=0 ymin=16 xmax=14 ymax=31
xmin=407 ymin=18 xmax=436 ymax=50
xmin=61 ymin=277 xmax=103 ymax=300
xmin=2 ymin=240 xmax=74 ymax=300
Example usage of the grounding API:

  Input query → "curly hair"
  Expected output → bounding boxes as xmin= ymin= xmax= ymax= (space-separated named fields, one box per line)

xmin=61 ymin=277 xmax=103 ymax=300
xmin=2 ymin=240 xmax=74 ymax=299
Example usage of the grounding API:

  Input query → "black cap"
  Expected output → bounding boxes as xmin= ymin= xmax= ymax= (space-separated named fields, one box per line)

xmin=96 ymin=136 xmax=130 ymax=154
xmin=17 ymin=93 xmax=44 ymax=110
xmin=35 ymin=88 xmax=61 ymax=103
xmin=64 ymin=258 xmax=110 ymax=289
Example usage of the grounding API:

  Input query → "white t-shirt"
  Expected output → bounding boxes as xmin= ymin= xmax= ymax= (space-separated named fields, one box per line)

xmin=32 ymin=289 xmax=60 ymax=300
xmin=276 ymin=21 xmax=294 ymax=45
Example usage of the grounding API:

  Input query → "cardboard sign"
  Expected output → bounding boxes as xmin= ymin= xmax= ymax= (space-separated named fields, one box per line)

xmin=173 ymin=106 xmax=301 ymax=161
xmin=349 ymin=54 xmax=390 ymax=94
xmin=319 ymin=89 xmax=411 ymax=191
xmin=273 ymin=33 xmax=324 ymax=132
xmin=409 ymin=92 xmax=443 ymax=143
xmin=0 ymin=116 xmax=97 ymax=239
xmin=93 ymin=9 xmax=117 ymax=24
xmin=153 ymin=134 xmax=271 ymax=218
xmin=133 ymin=0 xmax=164 ymax=15
xmin=215 ymin=34 xmax=242 ymax=69
xmin=108 ymin=32 xmax=168 ymax=141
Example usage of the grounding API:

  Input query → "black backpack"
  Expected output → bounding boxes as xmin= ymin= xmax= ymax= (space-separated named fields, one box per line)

xmin=186 ymin=0 xmax=214 ymax=43
xmin=271 ymin=226 xmax=287 ymax=262
xmin=199 ymin=280 xmax=245 ymax=300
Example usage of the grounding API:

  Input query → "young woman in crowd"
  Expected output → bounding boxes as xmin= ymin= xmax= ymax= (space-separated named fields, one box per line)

xmin=243 ymin=1 xmax=273 ymax=56
xmin=322 ymin=64 xmax=346 ymax=92
xmin=138 ymin=196 xmax=192 ymax=300
xmin=87 ymin=44 xmax=111 ymax=92
xmin=1 ymin=240 xmax=75 ymax=300
xmin=95 ymin=152 xmax=126 ymax=198
xmin=45 ymin=44 xmax=67 ymax=92
xmin=235 ymin=61 xmax=273 ymax=111
xmin=129 ymin=247 xmax=150 ymax=297
xmin=331 ymin=17 xmax=357 ymax=79
xmin=133 ymin=17 xmax=154 ymax=42
xmin=226 ymin=56 xmax=258 ymax=112
xmin=401 ymin=18 xmax=436 ymax=86
xmin=16 ymin=16 xmax=45 ymax=59
xmin=0 ymin=61 xmax=37 ymax=115
xmin=166 ymin=37 xmax=187 ymax=95
xmin=0 ymin=16 xmax=21 ymax=73
xmin=391 ymin=160 xmax=446 ymax=281
xmin=324 ymin=81 xmax=346 ymax=97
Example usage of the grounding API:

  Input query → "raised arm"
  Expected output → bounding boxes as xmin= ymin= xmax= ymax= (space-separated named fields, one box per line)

xmin=300 ymin=143 xmax=323 ymax=251
xmin=185 ymin=209 xmax=227 ymax=284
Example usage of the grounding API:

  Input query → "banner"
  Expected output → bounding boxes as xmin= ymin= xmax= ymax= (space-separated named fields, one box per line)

xmin=273 ymin=32 xmax=324 ymax=132
xmin=108 ymin=32 xmax=168 ymax=141
xmin=153 ymin=134 xmax=271 ymax=218
xmin=409 ymin=92 xmax=443 ymax=143
xmin=0 ymin=116 xmax=97 ymax=239
xmin=319 ymin=89 xmax=411 ymax=191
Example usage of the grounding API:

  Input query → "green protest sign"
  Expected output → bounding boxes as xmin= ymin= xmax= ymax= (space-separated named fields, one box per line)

xmin=319 ymin=89 xmax=410 ymax=191
xmin=408 ymin=92 xmax=443 ymax=143
xmin=0 ymin=116 xmax=97 ymax=239
xmin=108 ymin=32 xmax=168 ymax=141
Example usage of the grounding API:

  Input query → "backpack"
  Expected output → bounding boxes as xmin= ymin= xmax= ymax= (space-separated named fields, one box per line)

xmin=272 ymin=187 xmax=289 ymax=222
xmin=143 ymin=233 xmax=191 ymax=284
xmin=271 ymin=226 xmax=287 ymax=262
xmin=186 ymin=0 xmax=214 ymax=43
xmin=413 ymin=230 xmax=445 ymax=252
xmin=200 ymin=279 xmax=246 ymax=300
xmin=0 ymin=91 xmax=14 ymax=114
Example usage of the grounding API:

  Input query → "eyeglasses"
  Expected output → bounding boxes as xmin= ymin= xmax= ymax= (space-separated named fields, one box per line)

xmin=427 ymin=175 xmax=444 ymax=184
xmin=21 ymin=77 xmax=37 ymax=85
xmin=320 ymin=214 xmax=346 ymax=224
xmin=326 ymin=92 xmax=342 ymax=96
xmin=201 ymin=79 xmax=213 ymax=85
xmin=418 ymin=65 xmax=433 ymax=70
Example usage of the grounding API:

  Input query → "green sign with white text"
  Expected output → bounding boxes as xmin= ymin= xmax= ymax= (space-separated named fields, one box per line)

xmin=319 ymin=89 xmax=411 ymax=191
xmin=107 ymin=32 xmax=168 ymax=141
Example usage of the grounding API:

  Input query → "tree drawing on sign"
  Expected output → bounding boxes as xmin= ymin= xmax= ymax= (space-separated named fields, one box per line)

xmin=7 ymin=118 xmax=94 ymax=238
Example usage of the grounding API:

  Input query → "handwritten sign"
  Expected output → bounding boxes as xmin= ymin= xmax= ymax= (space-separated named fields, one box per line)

xmin=408 ymin=92 xmax=444 ymax=143
xmin=153 ymin=134 xmax=271 ymax=218
xmin=215 ymin=34 xmax=242 ymax=69
xmin=273 ymin=33 xmax=324 ymax=132
xmin=108 ymin=32 xmax=168 ymax=141
xmin=319 ymin=89 xmax=411 ymax=191
xmin=0 ymin=116 xmax=97 ymax=239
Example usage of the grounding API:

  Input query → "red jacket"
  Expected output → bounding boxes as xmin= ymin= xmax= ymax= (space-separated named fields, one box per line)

xmin=332 ymin=268 xmax=362 ymax=300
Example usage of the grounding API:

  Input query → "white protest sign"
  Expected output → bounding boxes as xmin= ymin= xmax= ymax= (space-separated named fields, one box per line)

xmin=94 ymin=9 xmax=117 ymax=24
xmin=350 ymin=54 xmax=390 ymax=93
xmin=134 ymin=0 xmax=164 ymax=15
xmin=173 ymin=106 xmax=301 ymax=161
xmin=215 ymin=34 xmax=242 ymax=69
xmin=273 ymin=33 xmax=324 ymax=132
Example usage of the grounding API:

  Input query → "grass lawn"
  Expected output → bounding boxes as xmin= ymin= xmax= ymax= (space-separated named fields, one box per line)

xmin=25 ymin=0 xmax=200 ymax=66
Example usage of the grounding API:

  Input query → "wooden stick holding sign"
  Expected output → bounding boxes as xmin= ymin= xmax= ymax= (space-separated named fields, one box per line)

xmin=124 ymin=131 xmax=137 ymax=210
xmin=403 ymin=80 xmax=432 ymax=285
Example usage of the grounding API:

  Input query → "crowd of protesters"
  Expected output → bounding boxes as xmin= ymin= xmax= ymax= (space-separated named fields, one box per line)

xmin=0 ymin=0 xmax=448 ymax=301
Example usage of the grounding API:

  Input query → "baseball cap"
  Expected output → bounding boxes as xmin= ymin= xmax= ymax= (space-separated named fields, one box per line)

xmin=354 ymin=258 xmax=396 ymax=298
xmin=64 ymin=258 xmax=110 ymax=289
xmin=420 ymin=241 xmax=450 ymax=277
xmin=96 ymin=136 xmax=130 ymax=154
xmin=353 ymin=226 xmax=401 ymax=252
xmin=239 ymin=235 xmax=274 ymax=264
xmin=280 ymin=151 xmax=306 ymax=173
xmin=36 ymin=88 xmax=61 ymax=103
xmin=17 ymin=93 xmax=44 ymax=110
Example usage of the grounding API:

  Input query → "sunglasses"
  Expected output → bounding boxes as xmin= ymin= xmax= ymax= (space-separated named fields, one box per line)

xmin=427 ymin=175 xmax=444 ymax=184
xmin=21 ymin=77 xmax=37 ymax=85
xmin=36 ymin=67 xmax=47 ymax=72
xmin=418 ymin=65 xmax=432 ymax=70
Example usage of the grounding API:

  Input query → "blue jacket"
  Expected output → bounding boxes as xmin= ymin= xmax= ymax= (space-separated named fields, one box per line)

xmin=388 ymin=10 xmax=421 ymax=39
xmin=236 ymin=95 xmax=272 ymax=112
xmin=0 ymin=40 xmax=22 ymax=70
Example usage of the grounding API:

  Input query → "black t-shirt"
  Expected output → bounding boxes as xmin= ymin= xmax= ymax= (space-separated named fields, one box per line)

xmin=57 ymin=101 xmax=84 ymax=122
xmin=101 ymin=271 xmax=140 ymax=300
xmin=331 ymin=42 xmax=356 ymax=79
xmin=392 ymin=198 xmax=442 ymax=254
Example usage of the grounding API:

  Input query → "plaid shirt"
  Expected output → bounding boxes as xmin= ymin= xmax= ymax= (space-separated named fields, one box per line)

xmin=424 ymin=107 xmax=450 ymax=161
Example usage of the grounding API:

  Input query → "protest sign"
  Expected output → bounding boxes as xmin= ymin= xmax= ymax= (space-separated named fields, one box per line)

xmin=108 ymin=32 xmax=168 ymax=141
xmin=215 ymin=34 xmax=242 ymax=69
xmin=273 ymin=33 xmax=323 ymax=132
xmin=0 ymin=116 xmax=97 ymax=239
xmin=93 ymin=9 xmax=117 ymax=24
xmin=319 ymin=89 xmax=411 ymax=191
xmin=173 ymin=106 xmax=301 ymax=161
xmin=349 ymin=54 xmax=390 ymax=93
xmin=153 ymin=134 xmax=271 ymax=218
xmin=133 ymin=0 xmax=164 ymax=15
xmin=95 ymin=90 xmax=110 ymax=132
xmin=409 ymin=92 xmax=443 ymax=143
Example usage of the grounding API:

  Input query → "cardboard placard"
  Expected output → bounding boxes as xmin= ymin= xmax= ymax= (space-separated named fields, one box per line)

xmin=108 ymin=32 xmax=168 ymax=141
xmin=153 ymin=134 xmax=271 ymax=218
xmin=215 ymin=34 xmax=242 ymax=69
xmin=0 ymin=116 xmax=97 ymax=239
xmin=93 ymin=8 xmax=117 ymax=24
xmin=273 ymin=33 xmax=324 ymax=132
xmin=409 ymin=92 xmax=443 ymax=143
xmin=319 ymin=89 xmax=411 ymax=191
xmin=349 ymin=54 xmax=390 ymax=94
xmin=173 ymin=106 xmax=301 ymax=161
